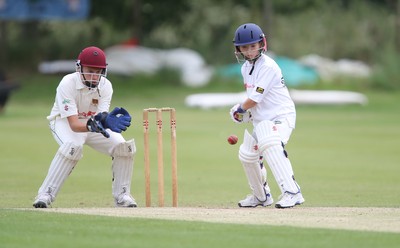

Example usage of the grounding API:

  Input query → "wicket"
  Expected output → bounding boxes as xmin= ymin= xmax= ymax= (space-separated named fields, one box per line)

xmin=143 ymin=107 xmax=178 ymax=207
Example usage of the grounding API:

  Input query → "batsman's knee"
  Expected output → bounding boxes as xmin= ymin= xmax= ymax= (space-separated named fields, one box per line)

xmin=255 ymin=120 xmax=282 ymax=153
xmin=239 ymin=148 xmax=259 ymax=164
xmin=239 ymin=129 xmax=259 ymax=164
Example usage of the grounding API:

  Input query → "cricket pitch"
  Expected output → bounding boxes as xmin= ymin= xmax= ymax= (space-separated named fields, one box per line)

xmin=27 ymin=207 xmax=400 ymax=233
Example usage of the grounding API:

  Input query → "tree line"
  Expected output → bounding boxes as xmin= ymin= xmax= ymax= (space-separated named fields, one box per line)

xmin=0 ymin=0 xmax=399 ymax=72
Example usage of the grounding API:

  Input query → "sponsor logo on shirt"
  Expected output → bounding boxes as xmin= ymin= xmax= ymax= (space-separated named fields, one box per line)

xmin=281 ymin=77 xmax=287 ymax=87
xmin=92 ymin=99 xmax=98 ymax=105
xmin=256 ymin=87 xmax=264 ymax=94
xmin=78 ymin=111 xmax=96 ymax=119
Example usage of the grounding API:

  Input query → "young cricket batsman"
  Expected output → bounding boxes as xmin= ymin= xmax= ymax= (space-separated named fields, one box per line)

xmin=230 ymin=23 xmax=305 ymax=208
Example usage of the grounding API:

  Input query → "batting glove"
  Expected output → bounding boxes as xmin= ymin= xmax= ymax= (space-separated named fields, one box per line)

xmin=230 ymin=104 xmax=252 ymax=123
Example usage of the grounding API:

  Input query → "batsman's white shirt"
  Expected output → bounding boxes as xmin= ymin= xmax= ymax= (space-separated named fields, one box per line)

xmin=241 ymin=54 xmax=296 ymax=129
xmin=48 ymin=72 xmax=112 ymax=121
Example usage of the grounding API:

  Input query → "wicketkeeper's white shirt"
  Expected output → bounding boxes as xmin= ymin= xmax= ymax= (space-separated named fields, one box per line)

xmin=241 ymin=54 xmax=296 ymax=128
xmin=47 ymin=72 xmax=113 ymax=121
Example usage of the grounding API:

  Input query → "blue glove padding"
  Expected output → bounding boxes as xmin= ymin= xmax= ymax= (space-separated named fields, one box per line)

xmin=101 ymin=107 xmax=131 ymax=133
xmin=87 ymin=116 xmax=110 ymax=138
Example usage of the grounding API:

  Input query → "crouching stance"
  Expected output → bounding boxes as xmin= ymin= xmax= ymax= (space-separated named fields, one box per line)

xmin=230 ymin=23 xmax=304 ymax=208
xmin=33 ymin=46 xmax=137 ymax=208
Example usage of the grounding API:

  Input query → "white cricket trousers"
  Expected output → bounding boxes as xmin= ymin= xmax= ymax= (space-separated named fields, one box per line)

xmin=50 ymin=117 xmax=127 ymax=155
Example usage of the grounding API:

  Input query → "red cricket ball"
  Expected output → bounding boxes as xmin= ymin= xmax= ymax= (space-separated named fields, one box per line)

xmin=227 ymin=135 xmax=238 ymax=145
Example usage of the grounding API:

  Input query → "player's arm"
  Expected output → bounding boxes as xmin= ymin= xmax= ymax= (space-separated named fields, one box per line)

xmin=67 ymin=114 xmax=110 ymax=138
xmin=240 ymin=98 xmax=257 ymax=111
xmin=67 ymin=115 xmax=90 ymax=132
xmin=68 ymin=107 xmax=131 ymax=138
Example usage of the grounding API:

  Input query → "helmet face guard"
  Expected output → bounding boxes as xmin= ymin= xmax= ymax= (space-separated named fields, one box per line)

xmin=233 ymin=23 xmax=267 ymax=63
xmin=234 ymin=37 xmax=266 ymax=64
xmin=76 ymin=46 xmax=107 ymax=88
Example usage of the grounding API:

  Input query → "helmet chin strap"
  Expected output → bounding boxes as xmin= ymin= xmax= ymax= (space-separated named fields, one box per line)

xmin=248 ymin=58 xmax=258 ymax=75
xmin=247 ymin=51 xmax=262 ymax=75
xmin=248 ymin=43 xmax=267 ymax=75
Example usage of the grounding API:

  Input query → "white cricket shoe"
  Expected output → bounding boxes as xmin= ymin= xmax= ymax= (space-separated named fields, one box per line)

xmin=115 ymin=194 xmax=137 ymax=208
xmin=33 ymin=193 xmax=53 ymax=208
xmin=275 ymin=192 xmax=305 ymax=208
xmin=238 ymin=193 xmax=274 ymax=208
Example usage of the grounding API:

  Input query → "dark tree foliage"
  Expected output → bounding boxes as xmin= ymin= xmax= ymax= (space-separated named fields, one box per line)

xmin=0 ymin=0 xmax=398 ymax=72
xmin=230 ymin=0 xmax=394 ymax=14
xmin=90 ymin=0 xmax=190 ymax=31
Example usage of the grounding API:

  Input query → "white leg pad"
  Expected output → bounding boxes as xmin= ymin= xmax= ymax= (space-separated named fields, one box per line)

xmin=255 ymin=121 xmax=300 ymax=194
xmin=111 ymin=139 xmax=136 ymax=198
xmin=37 ymin=142 xmax=82 ymax=200
xmin=238 ymin=129 xmax=268 ymax=201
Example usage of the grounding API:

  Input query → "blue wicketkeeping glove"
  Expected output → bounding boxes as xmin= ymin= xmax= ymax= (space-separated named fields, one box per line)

xmin=96 ymin=107 xmax=132 ymax=133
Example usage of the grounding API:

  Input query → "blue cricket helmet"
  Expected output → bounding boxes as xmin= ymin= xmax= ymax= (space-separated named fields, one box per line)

xmin=233 ymin=23 xmax=265 ymax=46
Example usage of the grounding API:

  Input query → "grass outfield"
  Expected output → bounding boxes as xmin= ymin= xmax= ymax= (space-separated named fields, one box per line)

xmin=1 ymin=209 xmax=399 ymax=248
xmin=0 ymin=74 xmax=399 ymax=247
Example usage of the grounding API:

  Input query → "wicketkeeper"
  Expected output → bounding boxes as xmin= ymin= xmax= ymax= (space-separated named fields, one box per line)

xmin=33 ymin=46 xmax=137 ymax=208
xmin=230 ymin=23 xmax=305 ymax=208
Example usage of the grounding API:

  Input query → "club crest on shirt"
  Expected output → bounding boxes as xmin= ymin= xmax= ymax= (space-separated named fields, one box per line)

xmin=92 ymin=98 xmax=98 ymax=105
xmin=256 ymin=87 xmax=264 ymax=94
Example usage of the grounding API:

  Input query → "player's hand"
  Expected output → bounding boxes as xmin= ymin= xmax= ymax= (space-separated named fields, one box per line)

xmin=230 ymin=104 xmax=247 ymax=123
xmin=86 ymin=116 xmax=110 ymax=138
xmin=104 ymin=107 xmax=132 ymax=133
